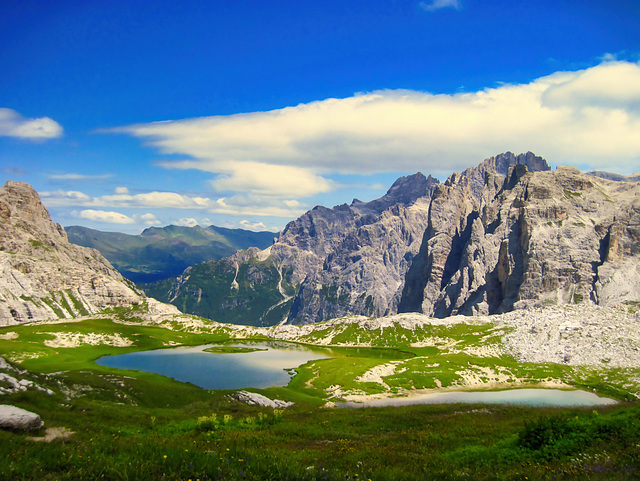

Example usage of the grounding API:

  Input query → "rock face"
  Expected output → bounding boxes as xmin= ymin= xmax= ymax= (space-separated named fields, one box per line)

xmin=0 ymin=405 xmax=43 ymax=431
xmin=279 ymin=173 xmax=438 ymax=324
xmin=0 ymin=181 xmax=145 ymax=325
xmin=145 ymin=151 xmax=639 ymax=325
xmin=400 ymin=165 xmax=640 ymax=315
xmin=146 ymin=173 xmax=440 ymax=325
xmin=462 ymin=151 xmax=550 ymax=198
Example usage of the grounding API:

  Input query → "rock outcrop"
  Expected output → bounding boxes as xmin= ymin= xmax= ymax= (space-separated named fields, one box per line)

xmin=462 ymin=151 xmax=550 ymax=198
xmin=400 ymin=165 xmax=640 ymax=315
xmin=0 ymin=181 xmax=145 ymax=325
xmin=280 ymin=173 xmax=438 ymax=324
xmin=0 ymin=405 xmax=43 ymax=431
xmin=142 ymin=152 xmax=639 ymax=325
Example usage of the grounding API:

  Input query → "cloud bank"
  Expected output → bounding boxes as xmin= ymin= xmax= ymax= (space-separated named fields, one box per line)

xmin=0 ymin=108 xmax=63 ymax=139
xmin=73 ymin=210 xmax=162 ymax=226
xmin=109 ymin=61 xmax=640 ymax=196
xmin=41 ymin=187 xmax=306 ymax=219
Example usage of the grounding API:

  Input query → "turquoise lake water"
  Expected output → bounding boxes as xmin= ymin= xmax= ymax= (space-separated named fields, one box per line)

xmin=97 ymin=343 xmax=617 ymax=406
xmin=96 ymin=342 xmax=331 ymax=389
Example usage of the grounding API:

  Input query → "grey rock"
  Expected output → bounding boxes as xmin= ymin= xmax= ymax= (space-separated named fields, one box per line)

xmin=461 ymin=151 xmax=550 ymax=198
xmin=0 ymin=181 xmax=145 ymax=325
xmin=0 ymin=404 xmax=43 ymax=431
xmin=587 ymin=171 xmax=640 ymax=182
xmin=404 ymin=164 xmax=640 ymax=316
xmin=232 ymin=390 xmax=293 ymax=408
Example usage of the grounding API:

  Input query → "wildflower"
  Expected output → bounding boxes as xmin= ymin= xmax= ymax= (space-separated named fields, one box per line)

xmin=163 ymin=455 xmax=167 ymax=459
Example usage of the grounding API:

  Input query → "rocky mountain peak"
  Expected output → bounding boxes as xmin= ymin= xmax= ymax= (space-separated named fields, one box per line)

xmin=0 ymin=181 xmax=67 ymax=251
xmin=0 ymin=181 xmax=146 ymax=325
xmin=355 ymin=172 xmax=439 ymax=214
xmin=463 ymin=151 xmax=550 ymax=198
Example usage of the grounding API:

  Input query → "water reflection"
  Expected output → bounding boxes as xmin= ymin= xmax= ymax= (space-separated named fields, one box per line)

xmin=96 ymin=341 xmax=331 ymax=390
xmin=338 ymin=388 xmax=617 ymax=408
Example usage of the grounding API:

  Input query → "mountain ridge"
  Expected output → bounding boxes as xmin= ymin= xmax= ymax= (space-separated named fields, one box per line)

xmin=147 ymin=152 xmax=591 ymax=325
xmin=66 ymin=224 xmax=276 ymax=283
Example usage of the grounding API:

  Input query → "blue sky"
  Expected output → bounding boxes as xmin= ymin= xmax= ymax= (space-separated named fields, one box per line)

xmin=1 ymin=0 xmax=639 ymax=234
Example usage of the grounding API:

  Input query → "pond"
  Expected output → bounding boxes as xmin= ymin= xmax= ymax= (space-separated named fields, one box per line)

xmin=96 ymin=341 xmax=331 ymax=390
xmin=338 ymin=388 xmax=618 ymax=408
xmin=97 ymin=343 xmax=618 ymax=407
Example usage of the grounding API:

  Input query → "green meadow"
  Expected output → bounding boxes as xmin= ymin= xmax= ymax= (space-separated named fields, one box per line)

xmin=1 ymin=312 xmax=640 ymax=480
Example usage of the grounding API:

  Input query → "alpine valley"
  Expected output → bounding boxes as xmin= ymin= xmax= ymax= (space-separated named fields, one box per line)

xmin=2 ymin=152 xmax=640 ymax=481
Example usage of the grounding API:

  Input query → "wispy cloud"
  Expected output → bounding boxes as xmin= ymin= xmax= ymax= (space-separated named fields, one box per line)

xmin=2 ymin=167 xmax=27 ymax=176
xmin=41 ymin=188 xmax=306 ymax=219
xmin=419 ymin=0 xmax=462 ymax=12
xmin=140 ymin=213 xmax=162 ymax=226
xmin=107 ymin=60 xmax=640 ymax=178
xmin=0 ymin=108 xmax=63 ymax=139
xmin=239 ymin=220 xmax=269 ymax=232
xmin=48 ymin=173 xmax=114 ymax=181
xmin=74 ymin=209 xmax=135 ymax=224
xmin=176 ymin=217 xmax=199 ymax=227
xmin=72 ymin=209 xmax=162 ymax=226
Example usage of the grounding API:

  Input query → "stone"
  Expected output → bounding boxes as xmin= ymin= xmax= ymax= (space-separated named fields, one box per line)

xmin=0 ymin=181 xmax=146 ymax=325
xmin=0 ymin=404 xmax=43 ymax=431
xmin=232 ymin=390 xmax=293 ymax=408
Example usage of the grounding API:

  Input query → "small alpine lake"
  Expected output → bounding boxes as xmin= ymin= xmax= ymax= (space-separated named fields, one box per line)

xmin=339 ymin=388 xmax=618 ymax=408
xmin=96 ymin=341 xmax=617 ymax=406
xmin=96 ymin=341 xmax=335 ymax=389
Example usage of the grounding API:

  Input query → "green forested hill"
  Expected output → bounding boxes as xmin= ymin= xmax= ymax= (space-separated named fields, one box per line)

xmin=66 ymin=224 xmax=276 ymax=283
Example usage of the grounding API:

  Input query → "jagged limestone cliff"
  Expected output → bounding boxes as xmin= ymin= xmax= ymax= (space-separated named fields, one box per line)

xmin=143 ymin=152 xmax=639 ymax=325
xmin=0 ymin=181 xmax=146 ymax=325
xmin=400 ymin=164 xmax=640 ymax=315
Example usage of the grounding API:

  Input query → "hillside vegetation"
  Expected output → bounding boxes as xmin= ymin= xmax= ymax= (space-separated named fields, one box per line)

xmin=67 ymin=225 xmax=275 ymax=283
xmin=2 ymin=305 xmax=640 ymax=479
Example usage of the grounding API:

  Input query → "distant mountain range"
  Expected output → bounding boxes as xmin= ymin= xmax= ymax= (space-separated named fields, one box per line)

xmin=3 ymin=153 xmax=639 ymax=329
xmin=66 ymin=224 xmax=276 ymax=283
xmin=143 ymin=152 xmax=640 ymax=327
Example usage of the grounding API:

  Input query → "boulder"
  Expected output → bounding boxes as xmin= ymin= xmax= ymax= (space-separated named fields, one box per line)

xmin=0 ymin=405 xmax=44 ymax=431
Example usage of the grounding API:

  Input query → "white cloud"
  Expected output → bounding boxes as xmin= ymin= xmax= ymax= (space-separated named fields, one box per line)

xmin=239 ymin=220 xmax=269 ymax=232
xmin=208 ymin=162 xmax=333 ymax=198
xmin=542 ymin=61 xmax=640 ymax=110
xmin=41 ymin=187 xmax=305 ymax=219
xmin=419 ymin=0 xmax=461 ymax=12
xmin=0 ymin=108 xmax=63 ymax=139
xmin=74 ymin=209 xmax=135 ymax=224
xmin=176 ymin=217 xmax=199 ymax=227
xmin=108 ymin=60 xmax=640 ymax=177
xmin=41 ymin=190 xmax=92 ymax=202
xmin=140 ymin=213 xmax=162 ymax=226
xmin=115 ymin=186 xmax=130 ymax=194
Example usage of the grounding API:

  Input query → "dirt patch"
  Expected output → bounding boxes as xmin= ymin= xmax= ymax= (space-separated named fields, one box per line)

xmin=28 ymin=427 xmax=74 ymax=442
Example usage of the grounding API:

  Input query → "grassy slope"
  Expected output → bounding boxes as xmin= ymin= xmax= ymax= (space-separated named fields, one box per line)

xmin=1 ymin=312 xmax=640 ymax=480
xmin=142 ymin=256 xmax=296 ymax=327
